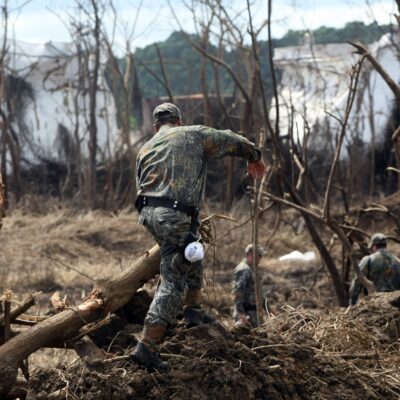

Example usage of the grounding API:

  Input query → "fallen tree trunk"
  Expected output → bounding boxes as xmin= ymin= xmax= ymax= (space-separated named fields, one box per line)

xmin=0 ymin=244 xmax=161 ymax=395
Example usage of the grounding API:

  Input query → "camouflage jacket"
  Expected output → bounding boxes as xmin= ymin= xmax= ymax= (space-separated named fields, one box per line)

xmin=232 ymin=259 xmax=256 ymax=313
xmin=136 ymin=124 xmax=260 ymax=208
xmin=349 ymin=249 xmax=400 ymax=305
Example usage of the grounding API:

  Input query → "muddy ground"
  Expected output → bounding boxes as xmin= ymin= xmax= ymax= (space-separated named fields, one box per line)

xmin=28 ymin=292 xmax=400 ymax=399
xmin=1 ymin=201 xmax=399 ymax=399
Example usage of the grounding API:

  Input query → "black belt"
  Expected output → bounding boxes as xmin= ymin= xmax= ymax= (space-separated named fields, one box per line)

xmin=135 ymin=195 xmax=199 ymax=217
xmin=136 ymin=195 xmax=200 ymax=258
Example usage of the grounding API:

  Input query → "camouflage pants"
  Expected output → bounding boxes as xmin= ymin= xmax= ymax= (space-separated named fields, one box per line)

xmin=139 ymin=206 xmax=203 ymax=326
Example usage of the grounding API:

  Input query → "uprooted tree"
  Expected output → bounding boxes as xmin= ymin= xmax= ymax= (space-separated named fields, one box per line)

xmin=0 ymin=245 xmax=160 ymax=395
xmin=0 ymin=212 xmax=217 ymax=396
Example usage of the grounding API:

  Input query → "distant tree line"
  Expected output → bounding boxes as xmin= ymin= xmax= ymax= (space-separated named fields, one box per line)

xmin=274 ymin=21 xmax=392 ymax=47
xmin=130 ymin=31 xmax=273 ymax=100
xmin=130 ymin=22 xmax=392 ymax=99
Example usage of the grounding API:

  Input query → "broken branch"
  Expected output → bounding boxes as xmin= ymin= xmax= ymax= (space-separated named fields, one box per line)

xmin=0 ymin=245 xmax=161 ymax=395
xmin=0 ymin=293 xmax=39 ymax=327
xmin=349 ymin=41 xmax=400 ymax=101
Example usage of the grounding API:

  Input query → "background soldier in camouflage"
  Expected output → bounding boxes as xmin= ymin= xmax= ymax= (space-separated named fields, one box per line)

xmin=349 ymin=233 xmax=400 ymax=305
xmin=233 ymin=244 xmax=267 ymax=327
xmin=131 ymin=102 xmax=267 ymax=371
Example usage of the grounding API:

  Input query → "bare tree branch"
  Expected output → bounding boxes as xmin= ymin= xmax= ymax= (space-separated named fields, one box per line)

xmin=350 ymin=40 xmax=400 ymax=101
xmin=323 ymin=58 xmax=365 ymax=220
xmin=154 ymin=43 xmax=174 ymax=102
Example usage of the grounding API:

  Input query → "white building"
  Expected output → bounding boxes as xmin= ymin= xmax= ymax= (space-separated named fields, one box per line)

xmin=3 ymin=39 xmax=118 ymax=165
xmin=273 ymin=31 xmax=400 ymax=152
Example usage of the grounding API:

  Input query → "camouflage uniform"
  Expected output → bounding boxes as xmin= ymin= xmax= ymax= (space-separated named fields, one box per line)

xmin=232 ymin=259 xmax=258 ymax=327
xmin=136 ymin=124 xmax=260 ymax=207
xmin=136 ymin=124 xmax=260 ymax=327
xmin=349 ymin=249 xmax=400 ymax=305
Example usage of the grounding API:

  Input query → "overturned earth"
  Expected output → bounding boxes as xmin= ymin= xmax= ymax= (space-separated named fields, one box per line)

xmin=27 ymin=291 xmax=400 ymax=400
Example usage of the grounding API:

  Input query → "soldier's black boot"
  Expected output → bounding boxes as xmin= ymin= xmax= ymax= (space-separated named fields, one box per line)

xmin=130 ymin=324 xmax=169 ymax=372
xmin=183 ymin=306 xmax=216 ymax=328
xmin=131 ymin=341 xmax=169 ymax=372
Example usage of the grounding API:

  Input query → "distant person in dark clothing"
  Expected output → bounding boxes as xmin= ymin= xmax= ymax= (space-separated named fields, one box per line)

xmin=232 ymin=244 xmax=267 ymax=327
xmin=349 ymin=233 xmax=400 ymax=305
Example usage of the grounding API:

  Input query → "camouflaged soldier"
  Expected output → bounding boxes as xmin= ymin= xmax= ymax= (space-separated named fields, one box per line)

xmin=349 ymin=233 xmax=400 ymax=305
xmin=131 ymin=103 xmax=267 ymax=371
xmin=233 ymin=244 xmax=267 ymax=327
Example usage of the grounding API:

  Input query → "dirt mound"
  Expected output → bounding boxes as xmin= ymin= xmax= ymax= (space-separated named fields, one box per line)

xmin=27 ymin=292 xmax=400 ymax=400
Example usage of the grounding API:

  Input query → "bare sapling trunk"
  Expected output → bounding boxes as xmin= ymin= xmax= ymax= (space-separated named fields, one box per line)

xmin=252 ymin=178 xmax=265 ymax=326
xmin=252 ymin=128 xmax=267 ymax=325
xmin=0 ymin=171 xmax=4 ymax=229
xmin=155 ymin=43 xmax=174 ymax=103
xmin=87 ymin=0 xmax=101 ymax=208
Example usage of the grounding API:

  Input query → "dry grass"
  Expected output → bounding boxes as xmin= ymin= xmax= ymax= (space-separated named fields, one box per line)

xmin=261 ymin=291 xmax=400 ymax=396
xmin=0 ymin=206 xmax=154 ymax=310
xmin=0 ymin=201 xmax=335 ymax=316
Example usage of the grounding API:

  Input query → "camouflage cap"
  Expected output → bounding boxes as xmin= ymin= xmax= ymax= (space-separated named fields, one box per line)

xmin=153 ymin=103 xmax=182 ymax=122
xmin=245 ymin=244 xmax=267 ymax=256
xmin=369 ymin=233 xmax=387 ymax=248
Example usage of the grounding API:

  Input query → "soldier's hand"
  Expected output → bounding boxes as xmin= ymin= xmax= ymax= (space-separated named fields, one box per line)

xmin=247 ymin=160 xmax=267 ymax=179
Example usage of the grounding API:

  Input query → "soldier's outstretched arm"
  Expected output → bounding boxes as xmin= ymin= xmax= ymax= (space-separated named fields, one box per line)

xmin=200 ymin=126 xmax=261 ymax=162
xmin=200 ymin=126 xmax=267 ymax=179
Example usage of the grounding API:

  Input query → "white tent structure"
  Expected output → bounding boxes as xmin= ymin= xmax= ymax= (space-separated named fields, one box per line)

xmin=3 ymin=39 xmax=118 ymax=165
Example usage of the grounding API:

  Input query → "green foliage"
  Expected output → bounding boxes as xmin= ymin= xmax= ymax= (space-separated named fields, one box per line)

xmin=120 ymin=21 xmax=392 ymax=100
xmin=135 ymin=31 xmax=234 ymax=98
xmin=274 ymin=21 xmax=392 ymax=47
xmin=134 ymin=31 xmax=273 ymax=99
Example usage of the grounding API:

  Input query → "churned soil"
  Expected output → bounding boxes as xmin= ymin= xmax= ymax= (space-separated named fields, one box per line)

xmin=27 ymin=292 xmax=400 ymax=400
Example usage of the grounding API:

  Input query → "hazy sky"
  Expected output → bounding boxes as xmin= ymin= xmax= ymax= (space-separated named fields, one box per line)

xmin=7 ymin=0 xmax=397 ymax=50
